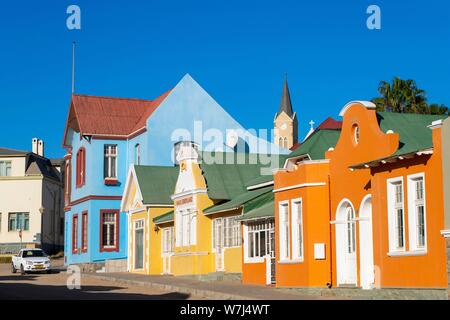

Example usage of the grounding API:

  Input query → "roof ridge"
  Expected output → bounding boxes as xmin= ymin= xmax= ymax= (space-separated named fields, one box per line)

xmin=73 ymin=93 xmax=152 ymax=102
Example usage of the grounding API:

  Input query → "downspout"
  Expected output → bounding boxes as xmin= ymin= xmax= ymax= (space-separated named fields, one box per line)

xmin=327 ymin=174 xmax=333 ymax=288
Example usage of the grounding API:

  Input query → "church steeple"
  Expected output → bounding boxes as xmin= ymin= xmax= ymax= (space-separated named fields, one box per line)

xmin=277 ymin=78 xmax=294 ymax=118
xmin=274 ymin=76 xmax=298 ymax=149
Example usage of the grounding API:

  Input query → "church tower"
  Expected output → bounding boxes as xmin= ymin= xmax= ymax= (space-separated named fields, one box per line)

xmin=274 ymin=78 xmax=298 ymax=149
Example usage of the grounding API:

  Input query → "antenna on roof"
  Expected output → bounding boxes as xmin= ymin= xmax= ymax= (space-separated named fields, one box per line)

xmin=72 ymin=41 xmax=76 ymax=94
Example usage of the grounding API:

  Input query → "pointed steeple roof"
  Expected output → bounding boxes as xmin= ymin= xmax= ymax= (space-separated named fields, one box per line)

xmin=277 ymin=78 xmax=294 ymax=118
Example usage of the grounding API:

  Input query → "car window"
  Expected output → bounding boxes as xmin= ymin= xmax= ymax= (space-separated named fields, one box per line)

xmin=22 ymin=250 xmax=45 ymax=257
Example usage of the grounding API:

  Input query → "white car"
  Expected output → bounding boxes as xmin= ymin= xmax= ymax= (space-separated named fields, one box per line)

xmin=11 ymin=249 xmax=52 ymax=275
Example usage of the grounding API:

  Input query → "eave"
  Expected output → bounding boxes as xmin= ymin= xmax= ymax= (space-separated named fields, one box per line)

xmin=349 ymin=148 xmax=434 ymax=170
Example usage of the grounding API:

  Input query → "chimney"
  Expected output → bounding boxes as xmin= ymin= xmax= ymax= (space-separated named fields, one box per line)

xmin=37 ymin=140 xmax=44 ymax=157
xmin=32 ymin=138 xmax=38 ymax=154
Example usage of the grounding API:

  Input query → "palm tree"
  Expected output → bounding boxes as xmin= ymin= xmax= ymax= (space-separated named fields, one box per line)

xmin=372 ymin=77 xmax=447 ymax=115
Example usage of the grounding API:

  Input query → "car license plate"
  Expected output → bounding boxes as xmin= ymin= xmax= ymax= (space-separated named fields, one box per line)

xmin=34 ymin=265 xmax=44 ymax=269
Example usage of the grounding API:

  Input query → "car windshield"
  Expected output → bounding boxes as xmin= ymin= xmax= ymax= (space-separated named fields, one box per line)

xmin=22 ymin=250 xmax=46 ymax=258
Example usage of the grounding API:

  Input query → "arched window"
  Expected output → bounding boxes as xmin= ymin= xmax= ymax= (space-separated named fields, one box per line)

xmin=278 ymin=137 xmax=283 ymax=146
xmin=76 ymin=147 xmax=86 ymax=187
xmin=346 ymin=207 xmax=356 ymax=254
xmin=135 ymin=144 xmax=140 ymax=165
xmin=283 ymin=137 xmax=288 ymax=148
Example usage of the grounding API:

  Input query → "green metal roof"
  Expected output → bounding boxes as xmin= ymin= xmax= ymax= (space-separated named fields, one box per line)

xmin=203 ymin=186 xmax=273 ymax=214
xmin=377 ymin=112 xmax=447 ymax=156
xmin=288 ymin=129 xmax=341 ymax=160
xmin=237 ymin=191 xmax=274 ymax=221
xmin=134 ymin=165 xmax=178 ymax=205
xmin=153 ymin=211 xmax=174 ymax=225
xmin=245 ymin=174 xmax=274 ymax=188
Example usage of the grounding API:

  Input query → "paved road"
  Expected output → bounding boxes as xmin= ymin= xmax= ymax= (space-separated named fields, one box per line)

xmin=0 ymin=262 xmax=203 ymax=300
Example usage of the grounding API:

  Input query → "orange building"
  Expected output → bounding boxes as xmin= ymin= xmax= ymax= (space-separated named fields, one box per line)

xmin=273 ymin=101 xmax=448 ymax=290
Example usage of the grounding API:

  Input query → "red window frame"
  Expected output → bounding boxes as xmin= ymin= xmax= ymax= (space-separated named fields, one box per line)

xmin=64 ymin=160 xmax=72 ymax=206
xmin=72 ymin=214 xmax=78 ymax=254
xmin=76 ymin=147 xmax=86 ymax=188
xmin=81 ymin=211 xmax=88 ymax=253
xmin=99 ymin=209 xmax=120 ymax=252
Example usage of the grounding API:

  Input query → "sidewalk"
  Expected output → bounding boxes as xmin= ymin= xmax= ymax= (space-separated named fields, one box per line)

xmin=81 ymin=272 xmax=335 ymax=300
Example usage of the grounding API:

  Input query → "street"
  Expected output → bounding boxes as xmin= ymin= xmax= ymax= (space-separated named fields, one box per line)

xmin=0 ymin=262 xmax=203 ymax=300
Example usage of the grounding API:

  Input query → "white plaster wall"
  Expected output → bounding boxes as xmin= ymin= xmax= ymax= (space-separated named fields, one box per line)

xmin=0 ymin=157 xmax=26 ymax=176
xmin=0 ymin=177 xmax=43 ymax=244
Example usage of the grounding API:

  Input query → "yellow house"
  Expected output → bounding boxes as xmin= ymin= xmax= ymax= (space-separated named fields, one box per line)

xmin=123 ymin=143 xmax=278 ymax=278
xmin=121 ymin=165 xmax=178 ymax=275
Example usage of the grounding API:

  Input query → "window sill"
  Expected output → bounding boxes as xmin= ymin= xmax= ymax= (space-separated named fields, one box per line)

xmin=244 ymin=258 xmax=265 ymax=264
xmin=387 ymin=250 xmax=427 ymax=257
xmin=277 ymin=259 xmax=304 ymax=264
xmin=104 ymin=178 xmax=118 ymax=186
xmin=100 ymin=247 xmax=119 ymax=252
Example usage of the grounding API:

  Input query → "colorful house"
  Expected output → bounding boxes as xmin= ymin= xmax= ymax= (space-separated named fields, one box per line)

xmin=240 ymin=118 xmax=341 ymax=286
xmin=272 ymin=101 xmax=449 ymax=291
xmin=121 ymin=142 xmax=279 ymax=277
xmin=62 ymin=74 xmax=286 ymax=267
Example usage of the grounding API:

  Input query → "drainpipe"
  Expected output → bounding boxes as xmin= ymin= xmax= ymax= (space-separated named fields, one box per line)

xmin=327 ymin=174 xmax=333 ymax=288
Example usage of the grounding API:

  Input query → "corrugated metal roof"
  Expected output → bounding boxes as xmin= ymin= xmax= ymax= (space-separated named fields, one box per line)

xmin=203 ymin=186 xmax=273 ymax=214
xmin=288 ymin=129 xmax=340 ymax=160
xmin=153 ymin=211 xmax=174 ymax=224
xmin=236 ymin=191 xmax=274 ymax=221
xmin=64 ymin=89 xmax=171 ymax=144
xmin=377 ymin=112 xmax=447 ymax=156
xmin=134 ymin=165 xmax=178 ymax=205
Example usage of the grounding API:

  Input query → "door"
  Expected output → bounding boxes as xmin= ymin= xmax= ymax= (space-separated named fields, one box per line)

xmin=214 ymin=219 xmax=224 ymax=271
xmin=134 ymin=220 xmax=144 ymax=270
xmin=359 ymin=196 xmax=374 ymax=289
xmin=269 ymin=228 xmax=276 ymax=284
xmin=343 ymin=206 xmax=357 ymax=285
xmin=162 ymin=227 xmax=173 ymax=274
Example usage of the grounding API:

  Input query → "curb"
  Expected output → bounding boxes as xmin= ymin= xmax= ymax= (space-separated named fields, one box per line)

xmin=82 ymin=273 xmax=253 ymax=300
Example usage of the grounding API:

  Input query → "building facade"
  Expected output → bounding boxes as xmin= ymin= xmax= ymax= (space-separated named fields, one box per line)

xmin=63 ymin=74 xmax=286 ymax=266
xmin=0 ymin=140 xmax=64 ymax=254
xmin=271 ymin=101 xmax=448 ymax=290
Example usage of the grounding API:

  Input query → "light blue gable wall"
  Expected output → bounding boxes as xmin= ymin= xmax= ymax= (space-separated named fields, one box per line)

xmin=141 ymin=74 xmax=288 ymax=166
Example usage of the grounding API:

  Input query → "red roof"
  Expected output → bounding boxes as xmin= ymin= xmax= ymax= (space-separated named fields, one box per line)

xmin=316 ymin=117 xmax=342 ymax=130
xmin=63 ymin=89 xmax=171 ymax=147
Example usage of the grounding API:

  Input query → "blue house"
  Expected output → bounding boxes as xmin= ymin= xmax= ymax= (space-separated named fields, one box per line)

xmin=62 ymin=74 xmax=287 ymax=267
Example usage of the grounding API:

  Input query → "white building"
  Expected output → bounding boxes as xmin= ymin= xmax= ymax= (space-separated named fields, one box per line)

xmin=0 ymin=139 xmax=64 ymax=254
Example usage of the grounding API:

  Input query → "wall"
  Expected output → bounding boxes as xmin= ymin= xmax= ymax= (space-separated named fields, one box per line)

xmin=442 ymin=118 xmax=450 ymax=231
xmin=274 ymin=161 xmax=332 ymax=288
xmin=0 ymin=177 xmax=42 ymax=245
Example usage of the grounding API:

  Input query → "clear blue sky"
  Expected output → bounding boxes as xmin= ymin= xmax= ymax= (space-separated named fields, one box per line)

xmin=0 ymin=0 xmax=448 ymax=158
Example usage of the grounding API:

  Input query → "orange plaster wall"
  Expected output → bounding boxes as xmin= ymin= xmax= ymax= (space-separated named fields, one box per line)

xmin=369 ymin=128 xmax=447 ymax=288
xmin=274 ymin=162 xmax=332 ymax=287
xmin=328 ymin=103 xmax=447 ymax=288
xmin=242 ymin=261 xmax=267 ymax=286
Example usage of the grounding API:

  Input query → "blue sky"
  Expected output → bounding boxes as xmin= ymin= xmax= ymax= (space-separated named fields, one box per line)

xmin=0 ymin=0 xmax=449 ymax=158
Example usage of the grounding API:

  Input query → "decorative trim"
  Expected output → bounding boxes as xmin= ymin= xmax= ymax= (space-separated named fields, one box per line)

xmin=387 ymin=250 xmax=427 ymax=257
xmin=428 ymin=119 xmax=443 ymax=130
xmin=339 ymin=100 xmax=376 ymax=117
xmin=70 ymin=195 xmax=122 ymax=207
xmin=171 ymin=188 xmax=208 ymax=200
xmin=246 ymin=181 xmax=274 ymax=191
xmin=273 ymin=182 xmax=326 ymax=193
xmin=104 ymin=178 xmax=119 ymax=186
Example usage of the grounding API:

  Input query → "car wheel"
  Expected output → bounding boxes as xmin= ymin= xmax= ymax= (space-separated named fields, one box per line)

xmin=20 ymin=264 xmax=25 ymax=275
xmin=11 ymin=263 xmax=17 ymax=274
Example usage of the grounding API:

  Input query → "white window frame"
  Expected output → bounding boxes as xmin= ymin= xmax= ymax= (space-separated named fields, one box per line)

xmin=291 ymin=198 xmax=304 ymax=262
xmin=162 ymin=226 xmax=174 ymax=254
xmin=278 ymin=201 xmax=290 ymax=261
xmin=387 ymin=177 xmax=406 ymax=253
xmin=407 ymin=173 xmax=427 ymax=252
xmin=243 ymin=219 xmax=274 ymax=263
xmin=175 ymin=208 xmax=196 ymax=247
xmin=102 ymin=212 xmax=117 ymax=248
xmin=212 ymin=216 xmax=241 ymax=252
xmin=104 ymin=144 xmax=118 ymax=179
xmin=0 ymin=161 xmax=12 ymax=177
